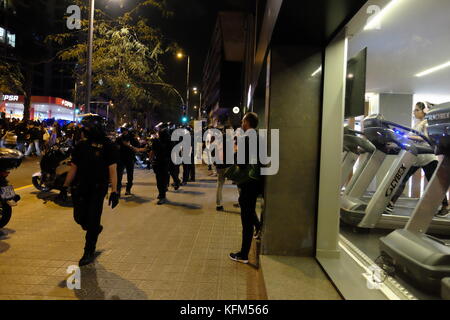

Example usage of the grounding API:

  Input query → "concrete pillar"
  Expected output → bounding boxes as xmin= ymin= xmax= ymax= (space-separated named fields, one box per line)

xmin=261 ymin=45 xmax=322 ymax=257
xmin=316 ymin=31 xmax=347 ymax=259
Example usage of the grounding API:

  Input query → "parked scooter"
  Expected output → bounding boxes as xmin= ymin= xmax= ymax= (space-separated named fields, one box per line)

xmin=0 ymin=148 xmax=23 ymax=228
xmin=32 ymin=142 xmax=72 ymax=192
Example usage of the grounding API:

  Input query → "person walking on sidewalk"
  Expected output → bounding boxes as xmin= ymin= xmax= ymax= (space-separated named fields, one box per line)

xmin=215 ymin=124 xmax=232 ymax=211
xmin=229 ymin=112 xmax=263 ymax=264
xmin=149 ymin=123 xmax=172 ymax=205
xmin=62 ymin=115 xmax=120 ymax=267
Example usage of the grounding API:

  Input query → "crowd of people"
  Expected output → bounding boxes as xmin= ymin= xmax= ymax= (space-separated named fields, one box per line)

xmin=0 ymin=117 xmax=69 ymax=156
xmin=0 ymin=113 xmax=264 ymax=267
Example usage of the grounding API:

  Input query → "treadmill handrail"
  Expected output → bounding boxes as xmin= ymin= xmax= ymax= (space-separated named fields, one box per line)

xmin=364 ymin=127 xmax=418 ymax=155
xmin=382 ymin=121 xmax=434 ymax=146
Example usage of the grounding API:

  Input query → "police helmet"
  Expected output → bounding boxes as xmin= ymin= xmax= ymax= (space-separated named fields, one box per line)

xmin=81 ymin=114 xmax=107 ymax=140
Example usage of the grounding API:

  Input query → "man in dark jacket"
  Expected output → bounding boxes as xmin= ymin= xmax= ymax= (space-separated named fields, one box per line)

xmin=229 ymin=112 xmax=262 ymax=264
xmin=62 ymin=115 xmax=119 ymax=266
xmin=149 ymin=124 xmax=172 ymax=205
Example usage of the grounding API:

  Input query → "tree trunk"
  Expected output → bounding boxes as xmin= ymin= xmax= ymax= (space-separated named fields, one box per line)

xmin=23 ymin=64 xmax=33 ymax=121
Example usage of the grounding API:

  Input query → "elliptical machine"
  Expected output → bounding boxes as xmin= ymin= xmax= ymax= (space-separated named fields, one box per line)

xmin=0 ymin=148 xmax=23 ymax=228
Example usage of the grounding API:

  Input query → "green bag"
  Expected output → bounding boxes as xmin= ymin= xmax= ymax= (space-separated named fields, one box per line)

xmin=224 ymin=164 xmax=260 ymax=185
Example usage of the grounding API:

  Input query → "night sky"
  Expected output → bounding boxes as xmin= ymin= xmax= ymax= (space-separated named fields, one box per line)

xmin=156 ymin=0 xmax=249 ymax=102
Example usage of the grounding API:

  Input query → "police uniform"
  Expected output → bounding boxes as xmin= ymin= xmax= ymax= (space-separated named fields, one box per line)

xmin=71 ymin=135 xmax=119 ymax=262
xmin=150 ymin=129 xmax=171 ymax=203
xmin=116 ymin=131 xmax=140 ymax=195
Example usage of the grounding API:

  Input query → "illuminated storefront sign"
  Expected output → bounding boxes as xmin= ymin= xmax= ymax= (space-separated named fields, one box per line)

xmin=2 ymin=95 xmax=19 ymax=102
xmin=61 ymin=100 xmax=74 ymax=108
xmin=1 ymin=95 xmax=75 ymax=120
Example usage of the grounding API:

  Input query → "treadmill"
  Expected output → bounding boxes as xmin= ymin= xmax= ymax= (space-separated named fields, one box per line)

xmin=379 ymin=103 xmax=450 ymax=297
xmin=341 ymin=127 xmax=376 ymax=190
xmin=340 ymin=115 xmax=450 ymax=235
xmin=342 ymin=126 xmax=416 ymax=206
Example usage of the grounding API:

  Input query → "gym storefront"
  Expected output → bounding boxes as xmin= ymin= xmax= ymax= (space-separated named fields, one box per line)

xmin=318 ymin=0 xmax=450 ymax=300
xmin=245 ymin=0 xmax=450 ymax=300
xmin=0 ymin=95 xmax=76 ymax=121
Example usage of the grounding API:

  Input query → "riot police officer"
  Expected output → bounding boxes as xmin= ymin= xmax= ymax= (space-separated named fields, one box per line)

xmin=149 ymin=123 xmax=172 ymax=205
xmin=116 ymin=125 xmax=141 ymax=196
xmin=62 ymin=115 xmax=120 ymax=267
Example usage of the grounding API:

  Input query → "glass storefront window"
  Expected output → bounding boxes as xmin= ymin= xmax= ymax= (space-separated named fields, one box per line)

xmin=7 ymin=31 xmax=15 ymax=47
xmin=338 ymin=0 xmax=450 ymax=300
xmin=0 ymin=27 xmax=5 ymax=43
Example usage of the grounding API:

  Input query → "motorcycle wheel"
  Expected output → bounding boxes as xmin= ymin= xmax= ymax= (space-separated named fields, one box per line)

xmin=0 ymin=204 xmax=12 ymax=228
xmin=32 ymin=175 xmax=51 ymax=192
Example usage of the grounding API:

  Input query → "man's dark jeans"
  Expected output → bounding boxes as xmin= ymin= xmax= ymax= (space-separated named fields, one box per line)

xmin=238 ymin=180 xmax=262 ymax=259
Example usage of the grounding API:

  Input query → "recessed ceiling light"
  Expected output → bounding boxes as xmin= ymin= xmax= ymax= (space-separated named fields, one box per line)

xmin=364 ymin=0 xmax=402 ymax=31
xmin=415 ymin=61 xmax=450 ymax=77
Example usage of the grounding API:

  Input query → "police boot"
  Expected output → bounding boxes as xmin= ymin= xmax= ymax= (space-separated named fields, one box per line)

xmin=79 ymin=249 xmax=96 ymax=267
xmin=125 ymin=187 xmax=132 ymax=196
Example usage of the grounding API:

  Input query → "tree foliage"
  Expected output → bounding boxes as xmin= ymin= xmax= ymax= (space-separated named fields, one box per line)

xmin=48 ymin=0 xmax=180 ymax=122
xmin=0 ymin=61 xmax=24 ymax=94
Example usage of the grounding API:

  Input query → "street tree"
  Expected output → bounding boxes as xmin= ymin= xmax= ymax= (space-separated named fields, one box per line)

xmin=48 ymin=0 xmax=180 ymax=124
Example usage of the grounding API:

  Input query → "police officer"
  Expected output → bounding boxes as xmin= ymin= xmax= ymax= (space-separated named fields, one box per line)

xmin=62 ymin=115 xmax=120 ymax=266
xmin=116 ymin=125 xmax=142 ymax=196
xmin=149 ymin=123 xmax=172 ymax=205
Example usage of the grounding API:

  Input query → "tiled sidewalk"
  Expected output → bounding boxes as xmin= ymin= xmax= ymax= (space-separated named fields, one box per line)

xmin=0 ymin=166 xmax=264 ymax=300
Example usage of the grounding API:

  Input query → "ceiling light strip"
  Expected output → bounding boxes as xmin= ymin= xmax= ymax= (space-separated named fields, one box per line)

xmin=415 ymin=61 xmax=450 ymax=77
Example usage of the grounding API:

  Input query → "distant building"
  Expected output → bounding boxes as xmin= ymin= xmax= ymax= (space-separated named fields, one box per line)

xmin=0 ymin=0 xmax=76 ymax=103
xmin=201 ymin=11 xmax=255 ymax=127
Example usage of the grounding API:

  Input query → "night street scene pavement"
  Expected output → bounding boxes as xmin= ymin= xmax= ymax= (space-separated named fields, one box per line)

xmin=0 ymin=160 xmax=264 ymax=300
xmin=3 ymin=0 xmax=450 ymax=306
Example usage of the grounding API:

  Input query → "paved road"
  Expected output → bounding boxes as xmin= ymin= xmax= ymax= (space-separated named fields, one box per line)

xmin=9 ymin=156 xmax=41 ymax=190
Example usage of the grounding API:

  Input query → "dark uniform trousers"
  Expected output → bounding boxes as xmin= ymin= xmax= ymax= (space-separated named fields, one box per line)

xmin=238 ymin=180 xmax=262 ymax=259
xmin=168 ymin=162 xmax=181 ymax=187
xmin=182 ymin=164 xmax=190 ymax=183
xmin=72 ymin=184 xmax=108 ymax=253
xmin=117 ymin=159 xmax=134 ymax=193
xmin=153 ymin=163 xmax=169 ymax=199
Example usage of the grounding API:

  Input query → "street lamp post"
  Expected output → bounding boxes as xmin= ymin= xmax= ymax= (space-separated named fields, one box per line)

xmin=186 ymin=55 xmax=190 ymax=112
xmin=73 ymin=81 xmax=78 ymax=121
xmin=193 ymin=88 xmax=202 ymax=120
xmin=177 ymin=52 xmax=191 ymax=116
xmin=86 ymin=0 xmax=95 ymax=114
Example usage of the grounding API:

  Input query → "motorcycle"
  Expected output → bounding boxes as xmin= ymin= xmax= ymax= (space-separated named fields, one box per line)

xmin=32 ymin=142 xmax=72 ymax=192
xmin=0 ymin=148 xmax=23 ymax=228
